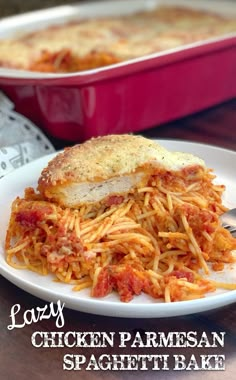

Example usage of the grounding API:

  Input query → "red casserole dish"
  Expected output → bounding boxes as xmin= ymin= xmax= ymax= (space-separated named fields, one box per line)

xmin=0 ymin=0 xmax=235 ymax=142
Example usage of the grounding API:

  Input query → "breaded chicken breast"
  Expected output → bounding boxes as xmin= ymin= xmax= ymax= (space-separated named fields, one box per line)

xmin=37 ymin=134 xmax=205 ymax=207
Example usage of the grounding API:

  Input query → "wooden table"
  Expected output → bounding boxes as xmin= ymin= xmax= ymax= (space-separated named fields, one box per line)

xmin=0 ymin=99 xmax=236 ymax=380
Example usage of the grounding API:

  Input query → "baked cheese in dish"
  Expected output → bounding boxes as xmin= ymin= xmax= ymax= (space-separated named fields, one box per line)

xmin=0 ymin=6 xmax=235 ymax=73
xmin=5 ymin=135 xmax=236 ymax=303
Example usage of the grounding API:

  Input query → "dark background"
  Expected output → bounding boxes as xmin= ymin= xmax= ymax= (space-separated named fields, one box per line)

xmin=1 ymin=0 xmax=234 ymax=18
xmin=0 ymin=0 xmax=97 ymax=17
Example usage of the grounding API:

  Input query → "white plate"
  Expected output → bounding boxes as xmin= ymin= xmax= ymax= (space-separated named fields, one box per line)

xmin=0 ymin=139 xmax=236 ymax=318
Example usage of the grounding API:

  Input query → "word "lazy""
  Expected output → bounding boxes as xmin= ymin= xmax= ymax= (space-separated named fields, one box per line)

xmin=7 ymin=300 xmax=65 ymax=330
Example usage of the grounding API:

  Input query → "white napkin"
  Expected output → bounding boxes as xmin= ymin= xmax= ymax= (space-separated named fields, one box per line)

xmin=0 ymin=91 xmax=55 ymax=178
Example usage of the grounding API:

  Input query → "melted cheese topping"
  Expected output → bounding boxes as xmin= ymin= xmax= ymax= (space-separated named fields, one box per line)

xmin=37 ymin=135 xmax=206 ymax=207
xmin=0 ymin=6 xmax=235 ymax=72
xmin=39 ymin=134 xmax=205 ymax=186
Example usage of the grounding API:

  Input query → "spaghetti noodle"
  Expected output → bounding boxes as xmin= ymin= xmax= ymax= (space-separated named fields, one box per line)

xmin=5 ymin=166 xmax=236 ymax=303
